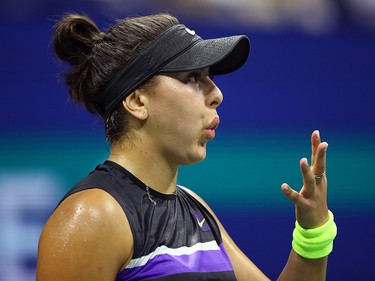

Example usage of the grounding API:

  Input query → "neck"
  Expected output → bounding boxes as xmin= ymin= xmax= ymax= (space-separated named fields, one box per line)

xmin=108 ymin=140 xmax=178 ymax=195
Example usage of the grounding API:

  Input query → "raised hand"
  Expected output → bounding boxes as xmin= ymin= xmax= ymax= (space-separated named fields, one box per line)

xmin=281 ymin=130 xmax=329 ymax=229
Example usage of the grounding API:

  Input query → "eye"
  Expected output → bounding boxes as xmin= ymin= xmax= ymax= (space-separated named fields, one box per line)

xmin=187 ymin=72 xmax=202 ymax=84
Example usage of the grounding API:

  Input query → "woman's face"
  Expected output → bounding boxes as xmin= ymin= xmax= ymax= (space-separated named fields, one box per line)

xmin=144 ymin=68 xmax=223 ymax=166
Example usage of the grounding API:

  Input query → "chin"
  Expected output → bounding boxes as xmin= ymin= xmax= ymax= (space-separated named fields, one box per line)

xmin=180 ymin=145 xmax=207 ymax=166
xmin=191 ymin=144 xmax=208 ymax=164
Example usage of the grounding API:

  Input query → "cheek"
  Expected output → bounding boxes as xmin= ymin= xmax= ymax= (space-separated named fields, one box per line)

xmin=157 ymin=110 xmax=203 ymax=150
xmin=157 ymin=97 xmax=203 ymax=127
xmin=148 ymin=84 xmax=206 ymax=138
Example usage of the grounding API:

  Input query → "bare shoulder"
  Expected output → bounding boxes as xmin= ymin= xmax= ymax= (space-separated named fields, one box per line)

xmin=37 ymin=188 xmax=133 ymax=281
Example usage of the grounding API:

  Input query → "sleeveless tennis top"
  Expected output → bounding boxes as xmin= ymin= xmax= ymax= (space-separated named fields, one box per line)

xmin=60 ymin=161 xmax=237 ymax=281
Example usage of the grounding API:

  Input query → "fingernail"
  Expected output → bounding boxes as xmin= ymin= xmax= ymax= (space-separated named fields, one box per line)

xmin=316 ymin=130 xmax=320 ymax=139
xmin=282 ymin=184 xmax=288 ymax=191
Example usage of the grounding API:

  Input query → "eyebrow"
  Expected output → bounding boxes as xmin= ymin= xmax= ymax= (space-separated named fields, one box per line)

xmin=197 ymin=68 xmax=210 ymax=75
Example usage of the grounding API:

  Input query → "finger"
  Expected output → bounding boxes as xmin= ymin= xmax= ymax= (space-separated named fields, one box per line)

xmin=311 ymin=130 xmax=321 ymax=167
xmin=300 ymin=158 xmax=316 ymax=198
xmin=281 ymin=183 xmax=303 ymax=205
xmin=313 ymin=141 xmax=328 ymax=176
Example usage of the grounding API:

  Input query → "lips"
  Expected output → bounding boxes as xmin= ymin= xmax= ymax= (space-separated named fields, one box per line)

xmin=204 ymin=116 xmax=220 ymax=140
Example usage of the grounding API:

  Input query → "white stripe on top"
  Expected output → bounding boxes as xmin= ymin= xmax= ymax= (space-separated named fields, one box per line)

xmin=125 ymin=240 xmax=220 ymax=269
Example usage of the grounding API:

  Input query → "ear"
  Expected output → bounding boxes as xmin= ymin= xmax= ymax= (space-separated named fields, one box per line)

xmin=122 ymin=90 xmax=149 ymax=120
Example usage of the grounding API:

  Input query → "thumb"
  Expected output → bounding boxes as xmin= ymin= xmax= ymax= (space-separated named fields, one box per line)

xmin=281 ymin=183 xmax=301 ymax=205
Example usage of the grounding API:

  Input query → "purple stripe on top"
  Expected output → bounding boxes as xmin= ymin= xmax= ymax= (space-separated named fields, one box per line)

xmin=116 ymin=243 xmax=233 ymax=281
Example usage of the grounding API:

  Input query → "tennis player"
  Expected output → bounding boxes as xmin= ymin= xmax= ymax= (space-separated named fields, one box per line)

xmin=36 ymin=13 xmax=336 ymax=281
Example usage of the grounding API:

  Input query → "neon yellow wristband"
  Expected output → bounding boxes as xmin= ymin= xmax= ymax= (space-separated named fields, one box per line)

xmin=292 ymin=210 xmax=337 ymax=259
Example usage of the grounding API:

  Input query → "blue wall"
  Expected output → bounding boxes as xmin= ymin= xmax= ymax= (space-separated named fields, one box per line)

xmin=1 ymin=3 xmax=374 ymax=280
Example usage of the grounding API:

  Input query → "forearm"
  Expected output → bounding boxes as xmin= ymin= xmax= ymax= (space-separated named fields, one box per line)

xmin=277 ymin=250 xmax=327 ymax=281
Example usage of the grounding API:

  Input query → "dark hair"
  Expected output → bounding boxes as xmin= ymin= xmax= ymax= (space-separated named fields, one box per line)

xmin=52 ymin=13 xmax=179 ymax=142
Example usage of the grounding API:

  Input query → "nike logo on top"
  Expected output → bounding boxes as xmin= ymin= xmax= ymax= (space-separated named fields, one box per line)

xmin=197 ymin=218 xmax=206 ymax=228
xmin=190 ymin=209 xmax=210 ymax=232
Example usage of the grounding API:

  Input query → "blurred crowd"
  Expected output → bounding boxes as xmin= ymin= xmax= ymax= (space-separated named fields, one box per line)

xmin=0 ymin=2 xmax=374 ymax=281
xmin=1 ymin=0 xmax=375 ymax=34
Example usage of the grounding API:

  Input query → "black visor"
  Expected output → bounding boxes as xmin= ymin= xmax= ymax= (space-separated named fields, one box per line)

xmin=100 ymin=24 xmax=250 ymax=116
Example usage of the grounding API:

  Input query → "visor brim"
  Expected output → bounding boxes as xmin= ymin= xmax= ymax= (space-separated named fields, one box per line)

xmin=160 ymin=35 xmax=250 ymax=75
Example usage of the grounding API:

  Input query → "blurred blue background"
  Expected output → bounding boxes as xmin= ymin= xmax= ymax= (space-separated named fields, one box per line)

xmin=0 ymin=0 xmax=374 ymax=280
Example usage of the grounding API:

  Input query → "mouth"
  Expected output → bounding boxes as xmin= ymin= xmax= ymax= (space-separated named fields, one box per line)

xmin=209 ymin=116 xmax=220 ymax=130
xmin=204 ymin=115 xmax=220 ymax=140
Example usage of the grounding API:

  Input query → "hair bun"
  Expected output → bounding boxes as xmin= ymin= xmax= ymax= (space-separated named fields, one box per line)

xmin=53 ymin=14 xmax=100 ymax=66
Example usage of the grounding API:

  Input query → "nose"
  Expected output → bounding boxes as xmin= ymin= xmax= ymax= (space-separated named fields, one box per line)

xmin=206 ymin=81 xmax=223 ymax=109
